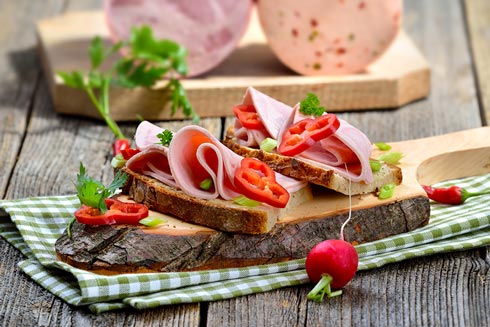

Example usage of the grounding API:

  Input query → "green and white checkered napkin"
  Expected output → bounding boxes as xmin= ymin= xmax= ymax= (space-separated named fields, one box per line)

xmin=1 ymin=174 xmax=490 ymax=313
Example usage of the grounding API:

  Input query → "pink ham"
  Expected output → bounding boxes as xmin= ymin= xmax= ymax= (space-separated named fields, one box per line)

xmin=257 ymin=0 xmax=402 ymax=75
xmin=298 ymin=119 xmax=374 ymax=183
xmin=134 ymin=120 xmax=167 ymax=149
xmin=168 ymin=125 xmax=243 ymax=200
xmin=130 ymin=121 xmax=306 ymax=204
xmin=104 ymin=0 xmax=254 ymax=77
xmin=234 ymin=87 xmax=293 ymax=146
xmin=125 ymin=144 xmax=177 ymax=188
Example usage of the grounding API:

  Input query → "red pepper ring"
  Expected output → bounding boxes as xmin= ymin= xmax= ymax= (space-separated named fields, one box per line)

xmin=234 ymin=158 xmax=290 ymax=208
xmin=121 ymin=147 xmax=140 ymax=160
xmin=233 ymin=104 xmax=265 ymax=130
xmin=74 ymin=198 xmax=149 ymax=225
xmin=278 ymin=114 xmax=340 ymax=157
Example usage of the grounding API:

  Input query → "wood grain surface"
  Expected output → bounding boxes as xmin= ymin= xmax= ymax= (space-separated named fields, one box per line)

xmin=0 ymin=0 xmax=489 ymax=326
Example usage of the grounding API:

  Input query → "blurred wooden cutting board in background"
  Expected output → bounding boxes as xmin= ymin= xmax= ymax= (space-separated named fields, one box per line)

xmin=36 ymin=9 xmax=431 ymax=121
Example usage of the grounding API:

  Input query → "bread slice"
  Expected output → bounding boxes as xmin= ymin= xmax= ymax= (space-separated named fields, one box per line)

xmin=222 ymin=126 xmax=402 ymax=195
xmin=120 ymin=167 xmax=313 ymax=235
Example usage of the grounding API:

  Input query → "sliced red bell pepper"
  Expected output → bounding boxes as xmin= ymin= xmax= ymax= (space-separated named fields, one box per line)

xmin=74 ymin=198 xmax=149 ymax=225
xmin=113 ymin=138 xmax=130 ymax=156
xmin=234 ymin=158 xmax=290 ymax=208
xmin=278 ymin=114 xmax=340 ymax=157
xmin=121 ymin=147 xmax=140 ymax=160
xmin=233 ymin=104 xmax=265 ymax=130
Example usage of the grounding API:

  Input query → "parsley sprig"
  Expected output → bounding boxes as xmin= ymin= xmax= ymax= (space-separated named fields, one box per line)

xmin=58 ymin=25 xmax=199 ymax=140
xmin=76 ymin=163 xmax=128 ymax=213
xmin=299 ymin=93 xmax=326 ymax=117
xmin=156 ymin=129 xmax=173 ymax=146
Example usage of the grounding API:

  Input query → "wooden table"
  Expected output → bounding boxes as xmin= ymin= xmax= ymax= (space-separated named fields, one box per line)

xmin=1 ymin=0 xmax=489 ymax=325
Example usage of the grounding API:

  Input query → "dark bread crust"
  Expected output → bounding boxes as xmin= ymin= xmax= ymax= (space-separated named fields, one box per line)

xmin=121 ymin=167 xmax=279 ymax=234
xmin=223 ymin=126 xmax=403 ymax=195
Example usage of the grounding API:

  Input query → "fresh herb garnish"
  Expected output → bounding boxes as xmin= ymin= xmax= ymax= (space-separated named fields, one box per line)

xmin=58 ymin=25 xmax=199 ymax=140
xmin=156 ymin=129 xmax=173 ymax=146
xmin=76 ymin=163 xmax=128 ymax=213
xmin=299 ymin=93 xmax=326 ymax=117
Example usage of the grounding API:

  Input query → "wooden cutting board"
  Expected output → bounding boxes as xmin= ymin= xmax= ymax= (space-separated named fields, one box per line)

xmin=55 ymin=127 xmax=490 ymax=275
xmin=37 ymin=9 xmax=430 ymax=121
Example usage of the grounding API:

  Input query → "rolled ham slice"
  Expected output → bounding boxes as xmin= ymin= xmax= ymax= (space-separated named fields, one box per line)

xmin=298 ymin=119 xmax=374 ymax=183
xmin=257 ymin=0 xmax=402 ymax=75
xmin=104 ymin=0 xmax=254 ymax=77
xmin=168 ymin=125 xmax=243 ymax=200
xmin=125 ymin=144 xmax=177 ymax=188
xmin=234 ymin=87 xmax=293 ymax=146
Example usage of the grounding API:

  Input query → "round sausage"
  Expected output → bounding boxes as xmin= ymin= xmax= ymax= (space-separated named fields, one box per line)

xmin=257 ymin=0 xmax=402 ymax=76
xmin=104 ymin=0 xmax=254 ymax=77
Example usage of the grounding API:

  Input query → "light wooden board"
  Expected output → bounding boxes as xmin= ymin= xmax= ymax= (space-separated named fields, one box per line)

xmin=36 ymin=9 xmax=431 ymax=121
xmin=55 ymin=127 xmax=490 ymax=274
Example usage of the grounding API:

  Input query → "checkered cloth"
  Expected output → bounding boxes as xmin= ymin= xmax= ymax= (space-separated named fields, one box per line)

xmin=1 ymin=174 xmax=489 ymax=313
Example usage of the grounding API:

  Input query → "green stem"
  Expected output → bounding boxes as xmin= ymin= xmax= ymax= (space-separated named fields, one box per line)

xmin=84 ymin=82 xmax=125 ymax=139
xmin=307 ymin=274 xmax=343 ymax=302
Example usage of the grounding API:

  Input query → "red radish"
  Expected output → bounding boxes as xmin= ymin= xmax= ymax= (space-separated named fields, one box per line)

xmin=305 ymin=239 xmax=358 ymax=301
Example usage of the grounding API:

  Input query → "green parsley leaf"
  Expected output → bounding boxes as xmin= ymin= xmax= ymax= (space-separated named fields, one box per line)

xmin=157 ymin=130 xmax=173 ymax=146
xmin=75 ymin=163 xmax=128 ymax=212
xmin=299 ymin=93 xmax=326 ymax=116
xmin=58 ymin=71 xmax=86 ymax=89
xmin=88 ymin=36 xmax=105 ymax=70
xmin=57 ymin=25 xmax=199 ymax=143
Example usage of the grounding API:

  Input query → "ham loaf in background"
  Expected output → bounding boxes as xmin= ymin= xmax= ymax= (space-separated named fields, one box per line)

xmin=104 ymin=0 xmax=253 ymax=76
xmin=257 ymin=0 xmax=402 ymax=75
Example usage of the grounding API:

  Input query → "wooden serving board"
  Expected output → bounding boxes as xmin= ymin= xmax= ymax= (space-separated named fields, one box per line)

xmin=37 ymin=10 xmax=431 ymax=121
xmin=55 ymin=127 xmax=490 ymax=275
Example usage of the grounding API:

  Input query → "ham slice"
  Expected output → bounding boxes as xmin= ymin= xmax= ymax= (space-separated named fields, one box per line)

xmin=104 ymin=0 xmax=254 ymax=77
xmin=299 ymin=119 xmax=374 ymax=183
xmin=235 ymin=87 xmax=293 ymax=146
xmin=257 ymin=0 xmax=402 ymax=75
xmin=168 ymin=125 xmax=243 ymax=200
xmin=134 ymin=120 xmax=166 ymax=149
xmin=125 ymin=144 xmax=177 ymax=188
xmin=132 ymin=121 xmax=306 ymax=204
xmin=234 ymin=88 xmax=374 ymax=184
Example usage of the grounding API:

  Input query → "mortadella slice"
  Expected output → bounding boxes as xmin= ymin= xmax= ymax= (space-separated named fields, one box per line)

xmin=104 ymin=0 xmax=254 ymax=77
xmin=257 ymin=0 xmax=402 ymax=75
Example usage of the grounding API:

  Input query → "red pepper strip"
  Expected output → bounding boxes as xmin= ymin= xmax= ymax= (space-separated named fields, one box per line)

xmin=113 ymin=138 xmax=130 ymax=156
xmin=74 ymin=198 xmax=149 ymax=225
xmin=234 ymin=158 xmax=290 ymax=208
xmin=233 ymin=104 xmax=265 ymax=130
xmin=121 ymin=148 xmax=140 ymax=160
xmin=422 ymin=185 xmax=490 ymax=205
xmin=278 ymin=114 xmax=340 ymax=157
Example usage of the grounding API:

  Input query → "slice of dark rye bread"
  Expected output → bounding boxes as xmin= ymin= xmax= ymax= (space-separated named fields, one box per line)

xmin=120 ymin=167 xmax=313 ymax=234
xmin=222 ymin=126 xmax=403 ymax=195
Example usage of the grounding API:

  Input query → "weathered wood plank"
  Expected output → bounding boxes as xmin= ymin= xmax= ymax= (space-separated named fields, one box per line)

xmin=0 ymin=0 xmax=64 ymax=198
xmin=464 ymin=0 xmax=490 ymax=125
xmin=206 ymin=0 xmax=488 ymax=326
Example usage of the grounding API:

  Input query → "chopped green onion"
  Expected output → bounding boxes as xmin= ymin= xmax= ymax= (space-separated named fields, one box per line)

xmin=370 ymin=159 xmax=382 ymax=173
xmin=139 ymin=216 xmax=166 ymax=227
xmin=374 ymin=142 xmax=392 ymax=151
xmin=378 ymin=183 xmax=396 ymax=199
xmin=233 ymin=195 xmax=260 ymax=207
xmin=111 ymin=153 xmax=126 ymax=168
xmin=260 ymin=138 xmax=278 ymax=152
xmin=200 ymin=178 xmax=213 ymax=190
xmin=67 ymin=217 xmax=76 ymax=239
xmin=377 ymin=152 xmax=403 ymax=165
